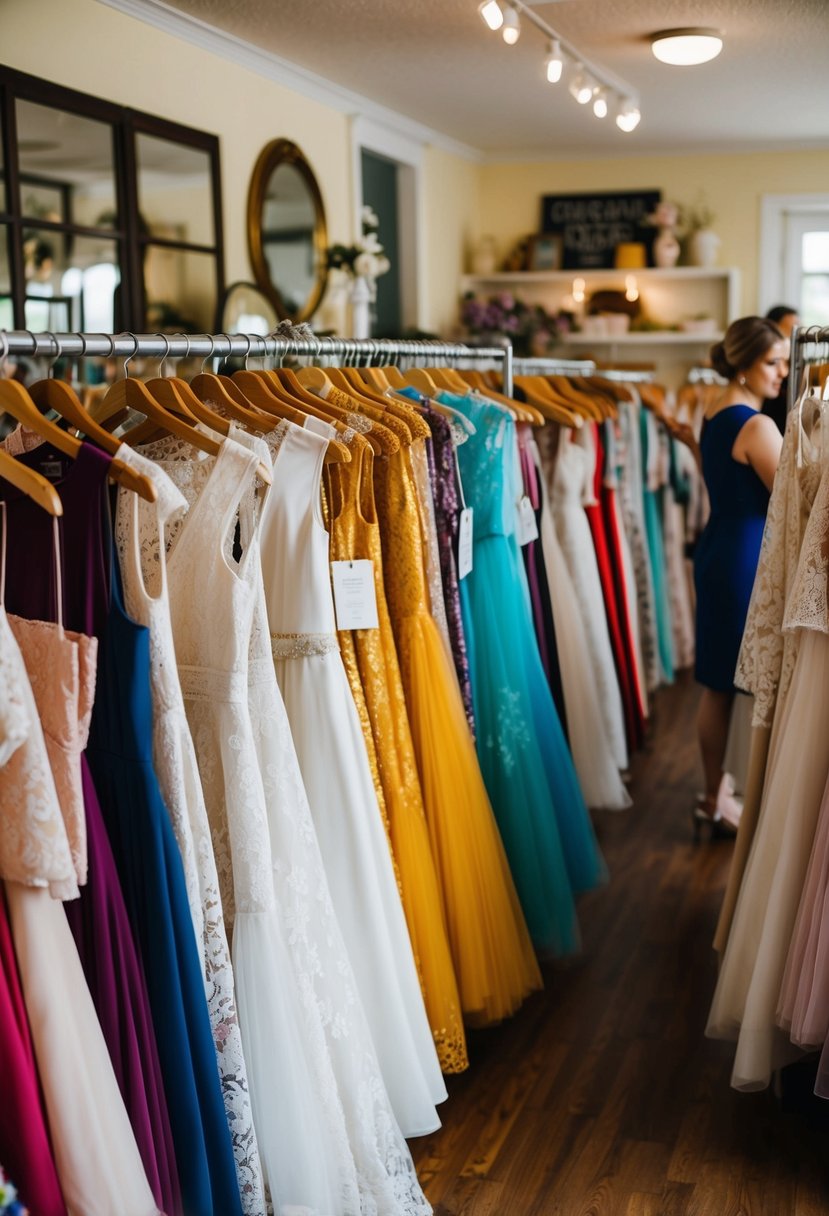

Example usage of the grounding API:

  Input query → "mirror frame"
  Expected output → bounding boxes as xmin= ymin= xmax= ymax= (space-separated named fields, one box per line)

xmin=247 ymin=138 xmax=328 ymax=323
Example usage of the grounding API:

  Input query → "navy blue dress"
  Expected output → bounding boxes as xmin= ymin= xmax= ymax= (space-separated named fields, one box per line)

xmin=694 ymin=406 xmax=770 ymax=691
xmin=86 ymin=546 xmax=242 ymax=1216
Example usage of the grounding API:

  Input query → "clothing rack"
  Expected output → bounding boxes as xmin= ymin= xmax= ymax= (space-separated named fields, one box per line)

xmin=596 ymin=367 xmax=654 ymax=384
xmin=1 ymin=330 xmax=515 ymax=397
xmin=788 ymin=325 xmax=829 ymax=411
xmin=687 ymin=366 xmax=727 ymax=386
xmin=512 ymin=356 xmax=597 ymax=375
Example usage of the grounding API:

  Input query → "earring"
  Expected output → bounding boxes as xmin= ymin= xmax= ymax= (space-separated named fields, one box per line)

xmin=739 ymin=375 xmax=746 ymax=386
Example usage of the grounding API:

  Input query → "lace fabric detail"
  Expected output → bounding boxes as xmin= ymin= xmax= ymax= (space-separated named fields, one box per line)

xmin=735 ymin=411 xmax=822 ymax=726
xmin=115 ymin=441 xmax=266 ymax=1214
xmin=346 ymin=411 xmax=373 ymax=434
xmin=271 ymin=631 xmax=340 ymax=659
xmin=0 ymin=608 xmax=77 ymax=895
xmin=783 ymin=458 xmax=829 ymax=635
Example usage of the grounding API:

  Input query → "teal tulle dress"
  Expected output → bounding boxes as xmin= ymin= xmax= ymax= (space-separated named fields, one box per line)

xmin=640 ymin=408 xmax=674 ymax=684
xmin=432 ymin=390 xmax=606 ymax=954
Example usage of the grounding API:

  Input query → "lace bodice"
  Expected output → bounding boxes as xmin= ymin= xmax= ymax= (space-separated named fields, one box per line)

xmin=735 ymin=406 xmax=823 ymax=725
xmin=0 ymin=613 xmax=29 ymax=766
xmin=0 ymin=607 xmax=77 ymax=894
xmin=448 ymin=393 xmax=513 ymax=538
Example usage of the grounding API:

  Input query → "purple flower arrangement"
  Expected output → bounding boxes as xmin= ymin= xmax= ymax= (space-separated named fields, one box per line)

xmin=461 ymin=292 xmax=568 ymax=357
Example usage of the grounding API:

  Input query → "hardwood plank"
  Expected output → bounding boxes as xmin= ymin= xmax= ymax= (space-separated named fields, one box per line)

xmin=412 ymin=672 xmax=829 ymax=1216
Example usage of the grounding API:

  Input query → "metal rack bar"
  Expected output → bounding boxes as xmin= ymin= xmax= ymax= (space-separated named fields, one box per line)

xmin=1 ymin=330 xmax=514 ymax=395
xmin=512 ymin=356 xmax=597 ymax=375
xmin=789 ymin=325 xmax=829 ymax=411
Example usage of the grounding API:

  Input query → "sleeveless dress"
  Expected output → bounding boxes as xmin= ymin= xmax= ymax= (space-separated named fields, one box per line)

xmin=0 ymin=435 xmax=178 ymax=1214
xmin=324 ymin=424 xmax=468 ymax=1074
xmin=450 ymin=392 xmax=606 ymax=953
xmin=694 ymin=406 xmax=770 ymax=691
xmin=149 ymin=430 xmax=432 ymax=1215
xmin=546 ymin=428 xmax=629 ymax=772
xmin=0 ymin=510 xmax=159 ymax=1216
xmin=259 ymin=419 xmax=446 ymax=1136
xmin=114 ymin=446 xmax=264 ymax=1213
xmin=641 ymin=409 xmax=674 ymax=686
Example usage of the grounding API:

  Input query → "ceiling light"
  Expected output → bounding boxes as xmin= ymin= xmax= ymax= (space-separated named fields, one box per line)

xmin=568 ymin=65 xmax=594 ymax=105
xmin=592 ymin=88 xmax=608 ymax=118
xmin=545 ymin=39 xmax=564 ymax=84
xmin=501 ymin=5 xmax=520 ymax=44
xmin=651 ymin=28 xmax=723 ymax=66
xmin=478 ymin=0 xmax=504 ymax=31
xmin=615 ymin=98 xmax=641 ymax=132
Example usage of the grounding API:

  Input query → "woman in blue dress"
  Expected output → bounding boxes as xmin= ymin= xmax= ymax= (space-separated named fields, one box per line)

xmin=694 ymin=316 xmax=787 ymax=837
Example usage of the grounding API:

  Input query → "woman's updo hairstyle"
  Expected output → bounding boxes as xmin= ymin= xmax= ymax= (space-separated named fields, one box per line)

xmin=709 ymin=316 xmax=785 ymax=382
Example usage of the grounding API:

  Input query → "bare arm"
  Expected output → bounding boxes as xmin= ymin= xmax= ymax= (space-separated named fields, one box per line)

xmin=732 ymin=413 xmax=783 ymax=492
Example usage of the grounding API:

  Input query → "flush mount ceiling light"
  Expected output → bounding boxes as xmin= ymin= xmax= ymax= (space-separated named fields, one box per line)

xmin=651 ymin=28 xmax=723 ymax=66
xmin=476 ymin=0 xmax=640 ymax=132
xmin=501 ymin=4 xmax=521 ymax=44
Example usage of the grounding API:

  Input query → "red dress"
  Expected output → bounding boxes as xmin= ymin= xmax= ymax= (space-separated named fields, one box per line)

xmin=583 ymin=423 xmax=645 ymax=753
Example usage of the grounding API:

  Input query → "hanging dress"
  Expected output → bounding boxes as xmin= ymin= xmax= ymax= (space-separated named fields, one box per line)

xmin=258 ymin=419 xmax=446 ymax=1135
xmin=324 ymin=423 xmax=468 ymax=1074
xmin=640 ymin=409 xmax=674 ymax=686
xmin=451 ymin=393 xmax=605 ymax=952
xmin=0 ymin=509 xmax=160 ymax=1216
xmin=148 ymin=430 xmax=432 ymax=1215
xmin=114 ymin=445 xmax=265 ymax=1213
xmin=0 ymin=434 xmax=178 ymax=1215
xmin=616 ymin=397 xmax=660 ymax=698
xmin=545 ymin=427 xmax=629 ymax=773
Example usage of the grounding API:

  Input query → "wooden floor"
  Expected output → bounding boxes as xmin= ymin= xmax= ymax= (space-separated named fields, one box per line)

xmin=411 ymin=671 xmax=829 ymax=1215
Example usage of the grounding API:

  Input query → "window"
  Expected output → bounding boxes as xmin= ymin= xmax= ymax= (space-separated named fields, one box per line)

xmin=0 ymin=65 xmax=224 ymax=333
xmin=759 ymin=194 xmax=829 ymax=326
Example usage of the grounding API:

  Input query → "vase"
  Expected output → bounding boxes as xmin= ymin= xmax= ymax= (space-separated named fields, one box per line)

xmin=350 ymin=274 xmax=372 ymax=339
xmin=690 ymin=228 xmax=721 ymax=268
xmin=653 ymin=226 xmax=681 ymax=269
xmin=471 ymin=236 xmax=498 ymax=276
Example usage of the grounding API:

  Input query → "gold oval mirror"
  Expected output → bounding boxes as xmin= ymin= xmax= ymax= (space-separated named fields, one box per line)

xmin=247 ymin=139 xmax=328 ymax=323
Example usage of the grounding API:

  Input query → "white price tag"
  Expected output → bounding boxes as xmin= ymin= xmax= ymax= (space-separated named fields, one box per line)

xmin=517 ymin=495 xmax=539 ymax=546
xmin=457 ymin=507 xmax=474 ymax=580
xmin=331 ymin=560 xmax=379 ymax=630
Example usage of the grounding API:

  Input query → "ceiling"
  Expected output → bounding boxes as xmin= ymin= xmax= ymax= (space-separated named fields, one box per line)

xmin=159 ymin=0 xmax=829 ymax=157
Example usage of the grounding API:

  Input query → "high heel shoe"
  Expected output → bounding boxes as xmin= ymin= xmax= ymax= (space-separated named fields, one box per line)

xmin=692 ymin=797 xmax=738 ymax=842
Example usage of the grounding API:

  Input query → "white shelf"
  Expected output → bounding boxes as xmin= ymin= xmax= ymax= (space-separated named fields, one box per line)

xmin=561 ymin=331 xmax=723 ymax=346
xmin=462 ymin=267 xmax=735 ymax=286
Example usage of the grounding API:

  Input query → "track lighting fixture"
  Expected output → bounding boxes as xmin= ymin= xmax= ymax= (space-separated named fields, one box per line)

xmin=478 ymin=0 xmax=504 ymax=32
xmin=501 ymin=5 xmax=520 ymax=45
xmin=615 ymin=98 xmax=641 ymax=132
xmin=592 ymin=88 xmax=608 ymax=118
xmin=476 ymin=0 xmax=640 ymax=132
xmin=545 ymin=39 xmax=564 ymax=84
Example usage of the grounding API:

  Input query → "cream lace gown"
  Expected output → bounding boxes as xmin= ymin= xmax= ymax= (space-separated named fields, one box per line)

xmin=546 ymin=427 xmax=629 ymax=772
xmin=260 ymin=419 xmax=446 ymax=1139
xmin=114 ymin=444 xmax=265 ymax=1213
xmin=532 ymin=435 xmax=631 ymax=811
xmin=706 ymin=407 xmax=829 ymax=1089
xmin=147 ymin=432 xmax=432 ymax=1216
xmin=0 ymin=528 xmax=158 ymax=1216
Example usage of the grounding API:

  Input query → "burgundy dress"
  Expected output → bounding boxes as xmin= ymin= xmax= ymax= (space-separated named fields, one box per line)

xmin=0 ymin=439 xmax=179 ymax=1216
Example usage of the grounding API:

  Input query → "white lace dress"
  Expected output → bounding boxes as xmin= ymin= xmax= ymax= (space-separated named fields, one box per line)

xmin=259 ymin=419 xmax=446 ymax=1140
xmin=547 ymin=428 xmax=629 ymax=772
xmin=532 ymin=434 xmax=631 ymax=811
xmin=617 ymin=398 xmax=660 ymax=695
xmin=115 ymin=443 xmax=265 ymax=1214
xmin=146 ymin=431 xmax=432 ymax=1216
xmin=706 ymin=407 xmax=829 ymax=1090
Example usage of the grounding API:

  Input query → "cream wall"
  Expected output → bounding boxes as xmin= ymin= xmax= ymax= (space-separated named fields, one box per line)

xmin=421 ymin=145 xmax=480 ymax=335
xmin=4 ymin=0 xmax=355 ymax=328
xmin=477 ymin=150 xmax=829 ymax=315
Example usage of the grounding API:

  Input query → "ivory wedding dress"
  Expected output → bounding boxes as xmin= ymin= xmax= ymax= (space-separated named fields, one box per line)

xmin=147 ymin=431 xmax=432 ymax=1216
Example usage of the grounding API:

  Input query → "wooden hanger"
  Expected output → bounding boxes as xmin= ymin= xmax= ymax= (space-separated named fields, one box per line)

xmin=321 ymin=366 xmax=425 ymax=443
xmin=292 ymin=367 xmax=399 ymax=456
xmin=514 ymin=376 xmax=582 ymax=428
xmin=547 ymin=375 xmax=603 ymax=421
xmin=379 ymin=365 xmax=406 ymax=389
xmin=456 ymin=369 xmax=542 ymax=425
xmin=0 ymin=373 xmax=159 ymax=503
xmin=233 ymin=367 xmax=351 ymax=464
xmin=0 ymin=447 xmax=63 ymax=516
xmin=360 ymin=366 xmax=392 ymax=393
xmin=26 ymin=368 xmax=158 ymax=503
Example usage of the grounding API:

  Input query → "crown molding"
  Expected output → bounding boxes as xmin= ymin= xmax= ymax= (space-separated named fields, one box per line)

xmin=481 ymin=139 xmax=829 ymax=165
xmin=96 ymin=0 xmax=483 ymax=162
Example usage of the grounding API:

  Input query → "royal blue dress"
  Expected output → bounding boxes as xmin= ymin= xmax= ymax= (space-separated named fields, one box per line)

xmin=432 ymin=390 xmax=606 ymax=955
xmin=86 ymin=547 xmax=243 ymax=1216
xmin=694 ymin=405 xmax=770 ymax=692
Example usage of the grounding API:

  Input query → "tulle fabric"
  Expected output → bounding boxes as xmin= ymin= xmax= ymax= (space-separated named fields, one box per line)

xmin=396 ymin=606 xmax=543 ymax=1023
xmin=706 ymin=630 xmax=829 ymax=1089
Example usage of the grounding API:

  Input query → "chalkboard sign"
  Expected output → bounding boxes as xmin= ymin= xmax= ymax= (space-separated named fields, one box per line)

xmin=540 ymin=190 xmax=661 ymax=270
